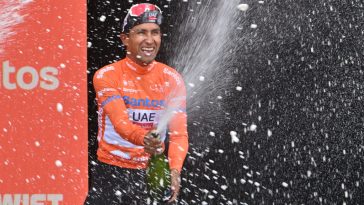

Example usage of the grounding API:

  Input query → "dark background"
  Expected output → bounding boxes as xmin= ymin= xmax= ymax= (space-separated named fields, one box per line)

xmin=88 ymin=0 xmax=364 ymax=204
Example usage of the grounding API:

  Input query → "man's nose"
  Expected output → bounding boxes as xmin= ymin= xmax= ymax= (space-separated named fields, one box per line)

xmin=145 ymin=32 xmax=154 ymax=44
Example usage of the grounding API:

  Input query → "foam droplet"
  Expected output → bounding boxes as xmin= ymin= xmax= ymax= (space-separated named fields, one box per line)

xmin=115 ymin=190 xmax=122 ymax=196
xmin=55 ymin=160 xmax=62 ymax=167
xmin=237 ymin=4 xmax=249 ymax=11
xmin=57 ymin=103 xmax=63 ymax=112
xmin=267 ymin=129 xmax=272 ymax=137
xmin=250 ymin=124 xmax=257 ymax=131
xmin=230 ymin=131 xmax=239 ymax=143
xmin=99 ymin=15 xmax=106 ymax=22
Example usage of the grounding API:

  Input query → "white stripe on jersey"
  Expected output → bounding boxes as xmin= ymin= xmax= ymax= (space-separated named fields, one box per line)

xmin=102 ymin=108 xmax=167 ymax=149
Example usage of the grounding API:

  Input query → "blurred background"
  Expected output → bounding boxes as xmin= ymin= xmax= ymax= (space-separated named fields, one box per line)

xmin=87 ymin=0 xmax=364 ymax=204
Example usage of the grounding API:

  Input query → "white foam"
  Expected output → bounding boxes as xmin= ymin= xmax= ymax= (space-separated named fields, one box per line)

xmin=250 ymin=124 xmax=257 ymax=131
xmin=221 ymin=185 xmax=228 ymax=190
xmin=0 ymin=1 xmax=31 ymax=54
xmin=57 ymin=103 xmax=63 ymax=112
xmin=115 ymin=190 xmax=122 ymax=196
xmin=99 ymin=15 xmax=106 ymax=22
xmin=250 ymin=24 xmax=258 ymax=29
xmin=230 ymin=131 xmax=239 ymax=143
xmin=237 ymin=4 xmax=249 ymax=11
xmin=55 ymin=160 xmax=62 ymax=167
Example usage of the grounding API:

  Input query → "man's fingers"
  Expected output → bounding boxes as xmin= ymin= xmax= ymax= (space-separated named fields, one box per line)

xmin=167 ymin=190 xmax=178 ymax=203
xmin=144 ymin=142 xmax=163 ymax=155
xmin=167 ymin=169 xmax=181 ymax=203
xmin=144 ymin=131 xmax=163 ymax=154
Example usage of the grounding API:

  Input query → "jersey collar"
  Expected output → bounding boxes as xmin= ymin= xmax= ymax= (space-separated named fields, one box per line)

xmin=125 ymin=57 xmax=156 ymax=74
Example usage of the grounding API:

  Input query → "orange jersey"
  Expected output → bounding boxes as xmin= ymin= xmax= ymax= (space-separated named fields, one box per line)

xmin=93 ymin=57 xmax=188 ymax=172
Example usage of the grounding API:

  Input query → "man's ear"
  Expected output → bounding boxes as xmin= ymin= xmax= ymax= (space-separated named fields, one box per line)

xmin=120 ymin=33 xmax=129 ymax=47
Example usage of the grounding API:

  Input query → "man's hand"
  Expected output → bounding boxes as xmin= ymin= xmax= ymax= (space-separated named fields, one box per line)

xmin=143 ymin=130 xmax=163 ymax=155
xmin=168 ymin=169 xmax=181 ymax=203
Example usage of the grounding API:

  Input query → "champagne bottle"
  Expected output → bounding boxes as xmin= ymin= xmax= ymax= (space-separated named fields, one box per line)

xmin=146 ymin=132 xmax=172 ymax=202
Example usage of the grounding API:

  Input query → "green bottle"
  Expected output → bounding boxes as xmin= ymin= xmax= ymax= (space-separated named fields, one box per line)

xmin=146 ymin=132 xmax=172 ymax=202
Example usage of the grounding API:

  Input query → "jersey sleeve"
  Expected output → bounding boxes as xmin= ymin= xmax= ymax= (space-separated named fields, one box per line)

xmin=165 ymin=70 xmax=189 ymax=172
xmin=93 ymin=67 xmax=148 ymax=146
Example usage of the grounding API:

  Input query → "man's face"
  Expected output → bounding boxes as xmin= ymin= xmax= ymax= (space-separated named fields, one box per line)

xmin=121 ymin=23 xmax=161 ymax=66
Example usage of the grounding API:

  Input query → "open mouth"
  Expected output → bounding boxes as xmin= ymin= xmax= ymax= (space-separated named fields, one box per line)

xmin=141 ymin=47 xmax=155 ymax=56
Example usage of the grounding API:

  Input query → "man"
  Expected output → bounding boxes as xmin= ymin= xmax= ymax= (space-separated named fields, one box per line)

xmin=85 ymin=3 xmax=189 ymax=205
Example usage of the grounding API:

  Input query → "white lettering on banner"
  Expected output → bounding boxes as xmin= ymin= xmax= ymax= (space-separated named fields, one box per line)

xmin=1 ymin=60 xmax=59 ymax=90
xmin=0 ymin=194 xmax=63 ymax=205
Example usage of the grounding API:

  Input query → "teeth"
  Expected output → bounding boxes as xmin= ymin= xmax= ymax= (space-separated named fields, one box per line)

xmin=142 ymin=48 xmax=154 ymax=51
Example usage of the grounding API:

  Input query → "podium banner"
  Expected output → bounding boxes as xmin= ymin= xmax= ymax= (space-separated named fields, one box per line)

xmin=0 ymin=1 xmax=87 ymax=204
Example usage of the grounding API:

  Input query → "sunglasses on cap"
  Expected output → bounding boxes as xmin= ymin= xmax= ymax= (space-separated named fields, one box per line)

xmin=122 ymin=3 xmax=163 ymax=33
xmin=129 ymin=3 xmax=162 ymax=17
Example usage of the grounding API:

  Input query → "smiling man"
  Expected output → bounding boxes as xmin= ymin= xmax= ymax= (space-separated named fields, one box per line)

xmin=85 ymin=3 xmax=189 ymax=205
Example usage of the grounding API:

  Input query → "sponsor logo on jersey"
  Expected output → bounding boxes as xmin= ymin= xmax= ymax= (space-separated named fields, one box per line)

xmin=149 ymin=84 xmax=164 ymax=93
xmin=133 ymin=121 xmax=154 ymax=130
xmin=131 ymin=111 xmax=156 ymax=122
xmin=128 ymin=109 xmax=159 ymax=129
xmin=122 ymin=87 xmax=139 ymax=93
xmin=163 ymin=67 xmax=181 ymax=85
xmin=101 ymin=95 xmax=122 ymax=108
xmin=97 ymin=88 xmax=117 ymax=97
xmin=123 ymin=80 xmax=136 ymax=87
xmin=122 ymin=95 xmax=165 ymax=108
xmin=96 ymin=65 xmax=114 ymax=79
